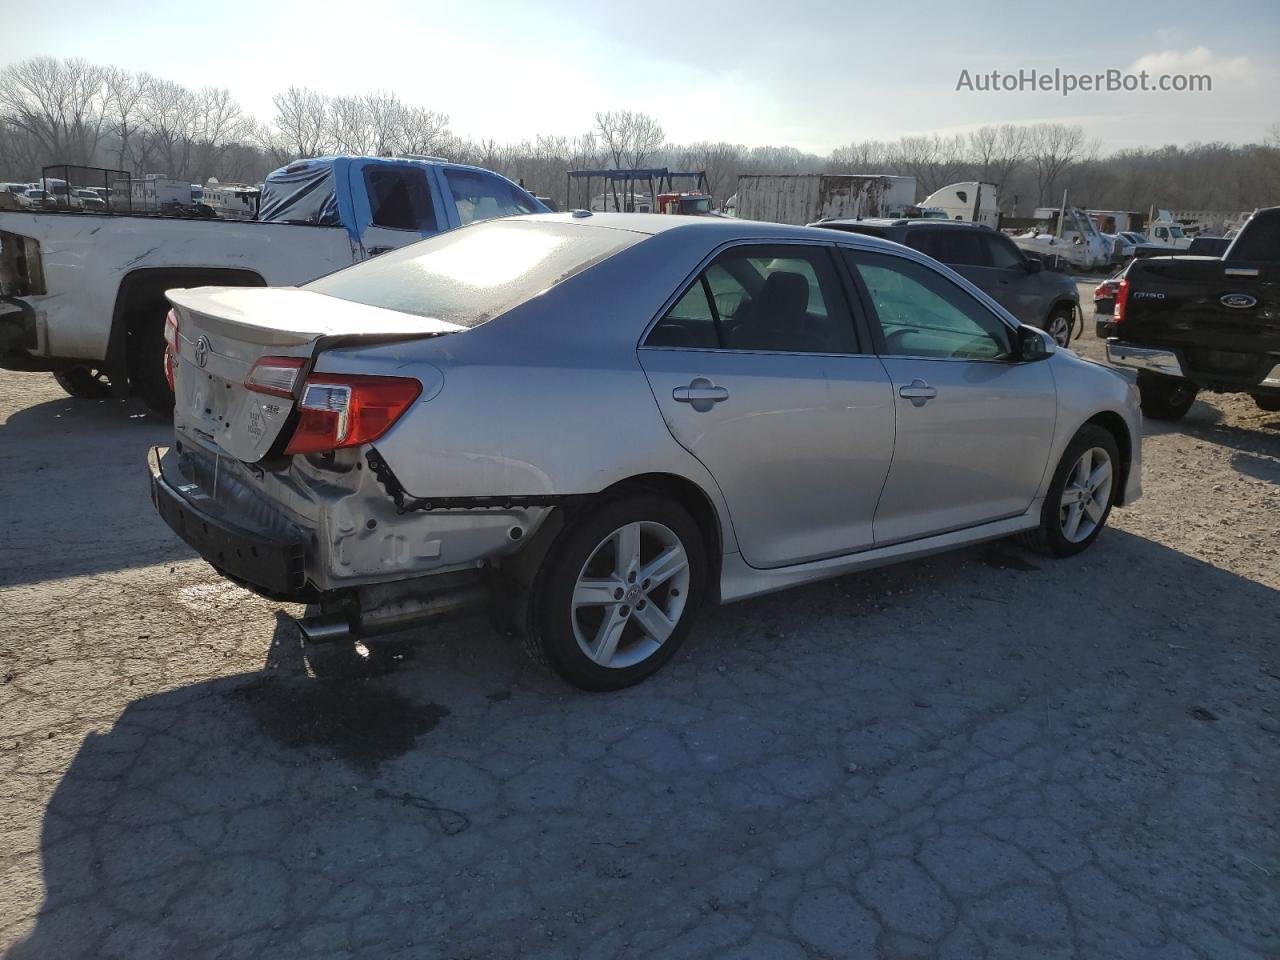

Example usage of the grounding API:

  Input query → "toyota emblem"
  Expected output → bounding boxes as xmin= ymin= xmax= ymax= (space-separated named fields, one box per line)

xmin=194 ymin=335 xmax=211 ymax=368
xmin=1220 ymin=293 xmax=1257 ymax=309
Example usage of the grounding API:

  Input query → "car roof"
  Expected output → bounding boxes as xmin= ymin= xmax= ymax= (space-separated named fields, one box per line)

xmin=815 ymin=217 xmax=992 ymax=231
xmin=509 ymin=211 xmax=909 ymax=246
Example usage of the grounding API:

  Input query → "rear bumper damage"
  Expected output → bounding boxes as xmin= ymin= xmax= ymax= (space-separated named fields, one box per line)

xmin=149 ymin=443 xmax=554 ymax=641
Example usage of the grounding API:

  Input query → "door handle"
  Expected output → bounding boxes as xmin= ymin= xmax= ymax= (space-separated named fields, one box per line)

xmin=898 ymin=379 xmax=938 ymax=406
xmin=673 ymin=378 xmax=729 ymax=407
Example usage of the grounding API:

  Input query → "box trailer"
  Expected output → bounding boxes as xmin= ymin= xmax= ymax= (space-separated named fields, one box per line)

xmin=734 ymin=174 xmax=916 ymax=225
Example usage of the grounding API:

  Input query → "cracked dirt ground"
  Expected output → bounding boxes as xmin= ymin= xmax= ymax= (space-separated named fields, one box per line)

xmin=1 ymin=318 xmax=1278 ymax=959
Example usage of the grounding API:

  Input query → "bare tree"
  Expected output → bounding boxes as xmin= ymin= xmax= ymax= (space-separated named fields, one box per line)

xmin=967 ymin=124 xmax=1025 ymax=208
xmin=594 ymin=110 xmax=665 ymax=169
xmin=0 ymin=56 xmax=110 ymax=166
xmin=1026 ymin=123 xmax=1093 ymax=207
xmin=271 ymin=86 xmax=330 ymax=160
xmin=142 ymin=77 xmax=199 ymax=178
xmin=828 ymin=140 xmax=898 ymax=175
xmin=104 ymin=67 xmax=150 ymax=172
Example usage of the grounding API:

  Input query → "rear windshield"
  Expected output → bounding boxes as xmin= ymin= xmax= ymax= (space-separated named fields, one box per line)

xmin=306 ymin=219 xmax=639 ymax=327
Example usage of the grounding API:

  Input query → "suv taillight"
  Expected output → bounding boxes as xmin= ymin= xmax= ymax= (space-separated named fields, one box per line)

xmin=283 ymin=374 xmax=422 ymax=455
xmin=163 ymin=309 xmax=179 ymax=390
xmin=1112 ymin=278 xmax=1130 ymax=324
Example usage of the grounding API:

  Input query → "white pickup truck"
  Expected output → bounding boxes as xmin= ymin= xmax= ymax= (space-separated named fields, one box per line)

xmin=0 ymin=156 xmax=545 ymax=412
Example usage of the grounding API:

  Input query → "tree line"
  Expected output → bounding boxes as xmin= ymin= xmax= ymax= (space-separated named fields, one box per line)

xmin=3 ymin=55 xmax=1278 ymax=215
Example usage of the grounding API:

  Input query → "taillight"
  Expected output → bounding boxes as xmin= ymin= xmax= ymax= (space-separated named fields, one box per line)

xmin=163 ymin=309 xmax=178 ymax=390
xmin=1112 ymin=278 xmax=1130 ymax=324
xmin=283 ymin=374 xmax=421 ymax=455
xmin=244 ymin=356 xmax=306 ymax=398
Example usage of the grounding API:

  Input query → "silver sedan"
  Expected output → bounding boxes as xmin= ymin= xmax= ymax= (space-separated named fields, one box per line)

xmin=151 ymin=213 xmax=1142 ymax=690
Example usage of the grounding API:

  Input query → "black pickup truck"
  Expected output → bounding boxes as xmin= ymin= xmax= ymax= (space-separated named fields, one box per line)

xmin=1105 ymin=207 xmax=1280 ymax=419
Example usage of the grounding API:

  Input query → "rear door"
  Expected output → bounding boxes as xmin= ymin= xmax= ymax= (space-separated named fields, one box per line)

xmin=841 ymin=248 xmax=1056 ymax=545
xmin=639 ymin=242 xmax=895 ymax=568
xmin=977 ymin=231 xmax=1044 ymax=322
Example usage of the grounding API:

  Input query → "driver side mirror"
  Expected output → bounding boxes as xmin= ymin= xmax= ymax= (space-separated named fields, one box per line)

xmin=1016 ymin=325 xmax=1055 ymax=361
xmin=1023 ymin=257 xmax=1043 ymax=274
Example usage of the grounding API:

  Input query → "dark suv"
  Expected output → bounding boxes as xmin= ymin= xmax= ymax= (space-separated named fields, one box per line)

xmin=812 ymin=219 xmax=1081 ymax=346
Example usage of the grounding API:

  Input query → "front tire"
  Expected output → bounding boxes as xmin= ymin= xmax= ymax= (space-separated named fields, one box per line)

xmin=53 ymin=366 xmax=112 ymax=399
xmin=1137 ymin=371 xmax=1197 ymax=421
xmin=530 ymin=495 xmax=706 ymax=691
xmin=1025 ymin=425 xmax=1120 ymax=558
xmin=1045 ymin=307 xmax=1073 ymax=347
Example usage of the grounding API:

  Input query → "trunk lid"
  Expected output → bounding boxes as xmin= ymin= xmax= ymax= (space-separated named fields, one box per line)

xmin=169 ymin=286 xmax=461 ymax=462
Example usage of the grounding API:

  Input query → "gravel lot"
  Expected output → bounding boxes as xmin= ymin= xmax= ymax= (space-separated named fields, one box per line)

xmin=2 ymin=287 xmax=1278 ymax=959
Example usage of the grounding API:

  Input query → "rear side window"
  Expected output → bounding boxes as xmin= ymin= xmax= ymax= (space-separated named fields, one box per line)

xmin=910 ymin=229 xmax=984 ymax=266
xmin=445 ymin=169 xmax=537 ymax=225
xmin=983 ymin=234 xmax=1025 ymax=269
xmin=364 ymin=166 xmax=437 ymax=232
xmin=646 ymin=244 xmax=858 ymax=354
xmin=1227 ymin=211 xmax=1280 ymax=261
xmin=306 ymin=220 xmax=636 ymax=327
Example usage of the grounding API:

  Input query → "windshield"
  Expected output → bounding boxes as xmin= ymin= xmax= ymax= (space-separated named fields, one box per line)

xmin=306 ymin=219 xmax=639 ymax=327
xmin=1168 ymin=226 xmax=1185 ymax=238
xmin=682 ymin=197 xmax=712 ymax=214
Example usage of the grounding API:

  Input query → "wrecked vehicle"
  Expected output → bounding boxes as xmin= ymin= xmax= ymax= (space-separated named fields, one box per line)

xmin=1106 ymin=205 xmax=1280 ymax=418
xmin=150 ymin=213 xmax=1142 ymax=689
xmin=0 ymin=156 xmax=546 ymax=412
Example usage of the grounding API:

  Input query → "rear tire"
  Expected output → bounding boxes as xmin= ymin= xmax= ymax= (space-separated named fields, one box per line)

xmin=1252 ymin=395 xmax=1280 ymax=412
xmin=530 ymin=494 xmax=706 ymax=691
xmin=130 ymin=306 xmax=174 ymax=417
xmin=1023 ymin=425 xmax=1120 ymax=558
xmin=1137 ymin=371 xmax=1197 ymax=421
xmin=53 ymin=366 xmax=112 ymax=399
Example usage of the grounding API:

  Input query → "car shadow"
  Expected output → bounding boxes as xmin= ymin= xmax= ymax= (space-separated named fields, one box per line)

xmin=0 ymin=394 xmax=189 ymax=586
xmin=8 ymin=529 xmax=1279 ymax=959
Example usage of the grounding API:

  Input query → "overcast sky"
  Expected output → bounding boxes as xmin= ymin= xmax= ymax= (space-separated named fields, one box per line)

xmin=3 ymin=0 xmax=1276 ymax=152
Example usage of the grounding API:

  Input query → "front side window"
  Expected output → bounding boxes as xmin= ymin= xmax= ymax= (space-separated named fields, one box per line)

xmin=646 ymin=244 xmax=858 ymax=354
xmin=364 ymin=166 xmax=437 ymax=232
xmin=445 ymin=169 xmax=537 ymax=225
xmin=844 ymin=250 xmax=1014 ymax=360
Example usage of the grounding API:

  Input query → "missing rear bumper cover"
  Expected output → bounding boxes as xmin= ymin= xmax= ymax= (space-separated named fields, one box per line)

xmin=365 ymin=448 xmax=570 ymax=513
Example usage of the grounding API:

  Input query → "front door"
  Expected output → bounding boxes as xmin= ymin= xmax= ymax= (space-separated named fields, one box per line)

xmin=639 ymin=243 xmax=896 ymax=568
xmin=842 ymin=248 xmax=1057 ymax=545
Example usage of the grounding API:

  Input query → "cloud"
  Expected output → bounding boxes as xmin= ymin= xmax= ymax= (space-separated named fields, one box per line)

xmin=1128 ymin=46 xmax=1258 ymax=82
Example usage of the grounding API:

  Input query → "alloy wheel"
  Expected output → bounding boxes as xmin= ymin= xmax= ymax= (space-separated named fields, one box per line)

xmin=1059 ymin=446 xmax=1113 ymax=543
xmin=570 ymin=521 xmax=691 ymax=669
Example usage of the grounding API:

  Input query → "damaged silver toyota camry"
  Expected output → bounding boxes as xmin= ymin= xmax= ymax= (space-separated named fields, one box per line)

xmin=150 ymin=213 xmax=1142 ymax=690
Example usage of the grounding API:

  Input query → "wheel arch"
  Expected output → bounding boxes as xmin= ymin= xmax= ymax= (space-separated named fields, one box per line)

xmin=593 ymin=472 xmax=726 ymax=602
xmin=1082 ymin=410 xmax=1133 ymax=505
xmin=105 ymin=266 xmax=266 ymax=392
